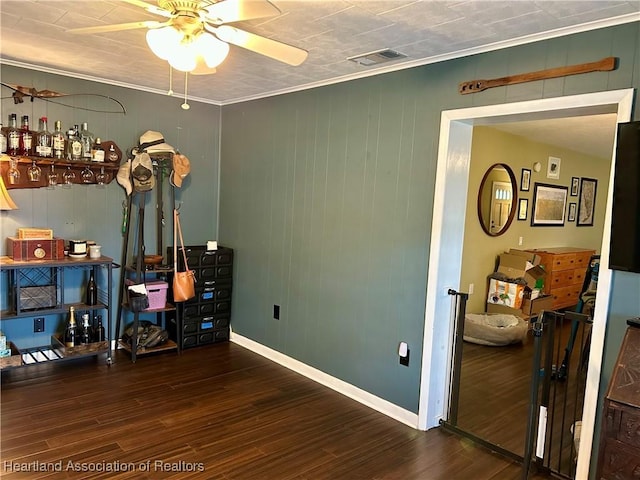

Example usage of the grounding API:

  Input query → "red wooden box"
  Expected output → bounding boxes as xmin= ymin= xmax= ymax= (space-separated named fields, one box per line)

xmin=7 ymin=237 xmax=65 ymax=261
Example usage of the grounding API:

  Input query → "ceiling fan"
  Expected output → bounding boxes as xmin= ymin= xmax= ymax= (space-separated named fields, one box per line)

xmin=67 ymin=0 xmax=308 ymax=74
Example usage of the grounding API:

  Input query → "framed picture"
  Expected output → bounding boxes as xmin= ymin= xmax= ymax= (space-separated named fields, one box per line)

xmin=570 ymin=177 xmax=580 ymax=196
xmin=517 ymin=198 xmax=528 ymax=220
xmin=577 ymin=177 xmax=598 ymax=226
xmin=531 ymin=182 xmax=568 ymax=226
xmin=547 ymin=156 xmax=561 ymax=179
xmin=520 ymin=168 xmax=531 ymax=191
xmin=568 ymin=202 xmax=577 ymax=222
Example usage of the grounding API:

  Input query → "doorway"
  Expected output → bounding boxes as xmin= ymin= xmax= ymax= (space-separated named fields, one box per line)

xmin=417 ymin=89 xmax=634 ymax=479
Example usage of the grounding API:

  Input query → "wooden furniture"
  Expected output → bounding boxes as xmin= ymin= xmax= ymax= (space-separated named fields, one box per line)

xmin=526 ymin=247 xmax=595 ymax=310
xmin=0 ymin=255 xmax=115 ymax=367
xmin=596 ymin=319 xmax=640 ymax=480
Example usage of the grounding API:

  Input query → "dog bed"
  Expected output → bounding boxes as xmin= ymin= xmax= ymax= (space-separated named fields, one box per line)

xmin=463 ymin=313 xmax=528 ymax=346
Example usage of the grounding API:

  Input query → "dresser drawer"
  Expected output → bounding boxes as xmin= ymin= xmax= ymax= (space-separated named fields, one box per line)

xmin=574 ymin=252 xmax=594 ymax=269
xmin=549 ymin=270 xmax=575 ymax=288
xmin=550 ymin=253 xmax=577 ymax=271
xmin=550 ymin=285 xmax=581 ymax=309
xmin=572 ymin=268 xmax=586 ymax=286
xmin=599 ymin=437 xmax=640 ymax=480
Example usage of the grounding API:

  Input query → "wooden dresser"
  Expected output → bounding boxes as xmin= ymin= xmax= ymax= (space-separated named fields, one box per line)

xmin=596 ymin=320 xmax=640 ymax=480
xmin=526 ymin=247 xmax=595 ymax=310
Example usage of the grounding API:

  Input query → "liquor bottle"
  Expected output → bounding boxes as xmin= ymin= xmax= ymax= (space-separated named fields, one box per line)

xmin=0 ymin=124 xmax=6 ymax=154
xmin=6 ymin=114 xmax=20 ymax=156
xmin=85 ymin=270 xmax=98 ymax=306
xmin=107 ymin=144 xmax=118 ymax=162
xmin=94 ymin=315 xmax=105 ymax=343
xmin=35 ymin=117 xmax=52 ymax=158
xmin=63 ymin=306 xmax=78 ymax=348
xmin=80 ymin=313 xmax=92 ymax=344
xmin=91 ymin=137 xmax=105 ymax=162
xmin=68 ymin=125 xmax=82 ymax=161
xmin=79 ymin=122 xmax=94 ymax=161
xmin=50 ymin=120 xmax=65 ymax=159
xmin=19 ymin=115 xmax=33 ymax=156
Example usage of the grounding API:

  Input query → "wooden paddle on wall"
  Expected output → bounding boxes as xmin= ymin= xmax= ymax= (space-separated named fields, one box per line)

xmin=459 ymin=57 xmax=617 ymax=94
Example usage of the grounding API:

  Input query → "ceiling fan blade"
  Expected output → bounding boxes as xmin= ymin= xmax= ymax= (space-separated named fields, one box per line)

xmin=211 ymin=25 xmax=307 ymax=66
xmin=67 ymin=20 xmax=167 ymax=35
xmin=203 ymin=0 xmax=280 ymax=24
xmin=120 ymin=0 xmax=173 ymax=18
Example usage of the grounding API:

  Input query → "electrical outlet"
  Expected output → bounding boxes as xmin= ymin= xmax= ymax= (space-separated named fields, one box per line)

xmin=33 ymin=317 xmax=45 ymax=333
xmin=273 ymin=304 xmax=280 ymax=320
xmin=399 ymin=349 xmax=410 ymax=366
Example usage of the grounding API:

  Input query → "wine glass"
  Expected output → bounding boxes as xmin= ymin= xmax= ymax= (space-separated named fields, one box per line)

xmin=81 ymin=165 xmax=95 ymax=184
xmin=47 ymin=164 xmax=58 ymax=189
xmin=96 ymin=166 xmax=109 ymax=187
xmin=27 ymin=160 xmax=42 ymax=182
xmin=62 ymin=166 xmax=75 ymax=187
xmin=7 ymin=157 xmax=21 ymax=185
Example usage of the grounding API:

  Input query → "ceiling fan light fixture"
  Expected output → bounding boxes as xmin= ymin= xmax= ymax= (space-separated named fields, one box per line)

xmin=195 ymin=32 xmax=229 ymax=68
xmin=146 ymin=26 xmax=183 ymax=60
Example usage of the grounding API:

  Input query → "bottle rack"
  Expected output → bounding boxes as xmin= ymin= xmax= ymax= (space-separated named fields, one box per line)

xmin=0 ymin=255 xmax=116 ymax=369
xmin=0 ymin=154 xmax=120 ymax=189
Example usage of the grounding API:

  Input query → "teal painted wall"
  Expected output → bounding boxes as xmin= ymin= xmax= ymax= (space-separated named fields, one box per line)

xmin=0 ymin=65 xmax=221 ymax=348
xmin=219 ymin=21 xmax=640 ymax=421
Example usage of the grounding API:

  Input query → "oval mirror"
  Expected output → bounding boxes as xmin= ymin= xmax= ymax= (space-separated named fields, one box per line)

xmin=477 ymin=163 xmax=518 ymax=236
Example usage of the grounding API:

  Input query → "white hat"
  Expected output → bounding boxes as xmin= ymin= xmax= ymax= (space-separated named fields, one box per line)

xmin=137 ymin=130 xmax=174 ymax=154
xmin=116 ymin=159 xmax=132 ymax=196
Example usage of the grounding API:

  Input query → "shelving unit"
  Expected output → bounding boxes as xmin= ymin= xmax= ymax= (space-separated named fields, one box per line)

xmin=1 ymin=153 xmax=120 ymax=189
xmin=0 ymin=255 xmax=115 ymax=368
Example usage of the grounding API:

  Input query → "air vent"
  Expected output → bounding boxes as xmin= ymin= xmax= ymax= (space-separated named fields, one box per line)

xmin=348 ymin=49 xmax=407 ymax=66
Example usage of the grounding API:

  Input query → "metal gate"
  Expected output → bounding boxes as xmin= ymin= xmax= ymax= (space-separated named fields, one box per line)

xmin=441 ymin=290 xmax=591 ymax=480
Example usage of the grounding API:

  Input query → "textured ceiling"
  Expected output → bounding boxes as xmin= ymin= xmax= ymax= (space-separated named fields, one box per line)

xmin=1 ymin=0 xmax=639 ymax=107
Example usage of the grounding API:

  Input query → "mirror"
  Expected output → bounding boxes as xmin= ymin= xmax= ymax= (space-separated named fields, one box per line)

xmin=477 ymin=163 xmax=517 ymax=236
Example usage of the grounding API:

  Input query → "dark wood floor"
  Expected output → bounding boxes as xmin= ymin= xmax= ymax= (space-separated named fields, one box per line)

xmin=0 ymin=341 xmax=549 ymax=480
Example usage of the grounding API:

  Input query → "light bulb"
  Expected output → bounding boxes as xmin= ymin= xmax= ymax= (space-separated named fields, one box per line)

xmin=195 ymin=32 xmax=229 ymax=68
xmin=146 ymin=26 xmax=182 ymax=60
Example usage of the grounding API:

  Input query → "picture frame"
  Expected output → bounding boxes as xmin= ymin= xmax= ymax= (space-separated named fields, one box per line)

xmin=570 ymin=177 xmax=580 ymax=196
xmin=568 ymin=202 xmax=577 ymax=222
xmin=547 ymin=156 xmax=561 ymax=179
xmin=520 ymin=168 xmax=531 ymax=192
xmin=531 ymin=182 xmax=568 ymax=226
xmin=577 ymin=177 xmax=598 ymax=226
xmin=517 ymin=198 xmax=528 ymax=220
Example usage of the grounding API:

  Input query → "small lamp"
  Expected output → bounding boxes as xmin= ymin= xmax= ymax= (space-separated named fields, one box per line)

xmin=0 ymin=175 xmax=18 ymax=210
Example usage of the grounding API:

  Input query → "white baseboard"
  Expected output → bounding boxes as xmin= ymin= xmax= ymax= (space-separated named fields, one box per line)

xmin=230 ymin=331 xmax=420 ymax=429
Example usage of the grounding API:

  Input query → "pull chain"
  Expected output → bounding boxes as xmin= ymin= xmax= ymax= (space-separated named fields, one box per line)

xmin=181 ymin=72 xmax=190 ymax=110
xmin=167 ymin=65 xmax=174 ymax=96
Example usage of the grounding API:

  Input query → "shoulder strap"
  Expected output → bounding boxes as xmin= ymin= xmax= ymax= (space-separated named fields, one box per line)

xmin=174 ymin=210 xmax=189 ymax=272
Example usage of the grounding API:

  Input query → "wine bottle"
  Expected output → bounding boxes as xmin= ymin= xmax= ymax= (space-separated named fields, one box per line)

xmin=79 ymin=122 xmax=94 ymax=161
xmin=19 ymin=115 xmax=33 ymax=156
xmin=86 ymin=270 xmax=98 ymax=306
xmin=80 ymin=313 xmax=92 ymax=344
xmin=94 ymin=315 xmax=105 ymax=343
xmin=91 ymin=137 xmax=105 ymax=162
xmin=63 ymin=306 xmax=78 ymax=348
xmin=52 ymin=120 xmax=66 ymax=159
xmin=35 ymin=116 xmax=52 ymax=158
xmin=0 ymin=124 xmax=6 ymax=154
xmin=6 ymin=114 xmax=20 ymax=156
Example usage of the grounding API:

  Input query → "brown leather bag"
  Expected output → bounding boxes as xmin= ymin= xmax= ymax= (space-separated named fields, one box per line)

xmin=172 ymin=209 xmax=196 ymax=302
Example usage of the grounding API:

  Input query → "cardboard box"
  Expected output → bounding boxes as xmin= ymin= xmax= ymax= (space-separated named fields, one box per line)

xmin=7 ymin=237 xmax=65 ymax=261
xmin=521 ymin=295 xmax=554 ymax=316
xmin=487 ymin=278 xmax=524 ymax=309
xmin=506 ymin=249 xmax=541 ymax=266
xmin=486 ymin=303 xmax=526 ymax=318
xmin=497 ymin=253 xmax=546 ymax=289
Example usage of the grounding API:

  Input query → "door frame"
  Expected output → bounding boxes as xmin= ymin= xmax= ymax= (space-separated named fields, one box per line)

xmin=417 ymin=89 xmax=634 ymax=478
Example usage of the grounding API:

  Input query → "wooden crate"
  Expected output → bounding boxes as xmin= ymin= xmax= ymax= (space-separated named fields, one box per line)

xmin=51 ymin=335 xmax=108 ymax=357
xmin=0 ymin=342 xmax=22 ymax=369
